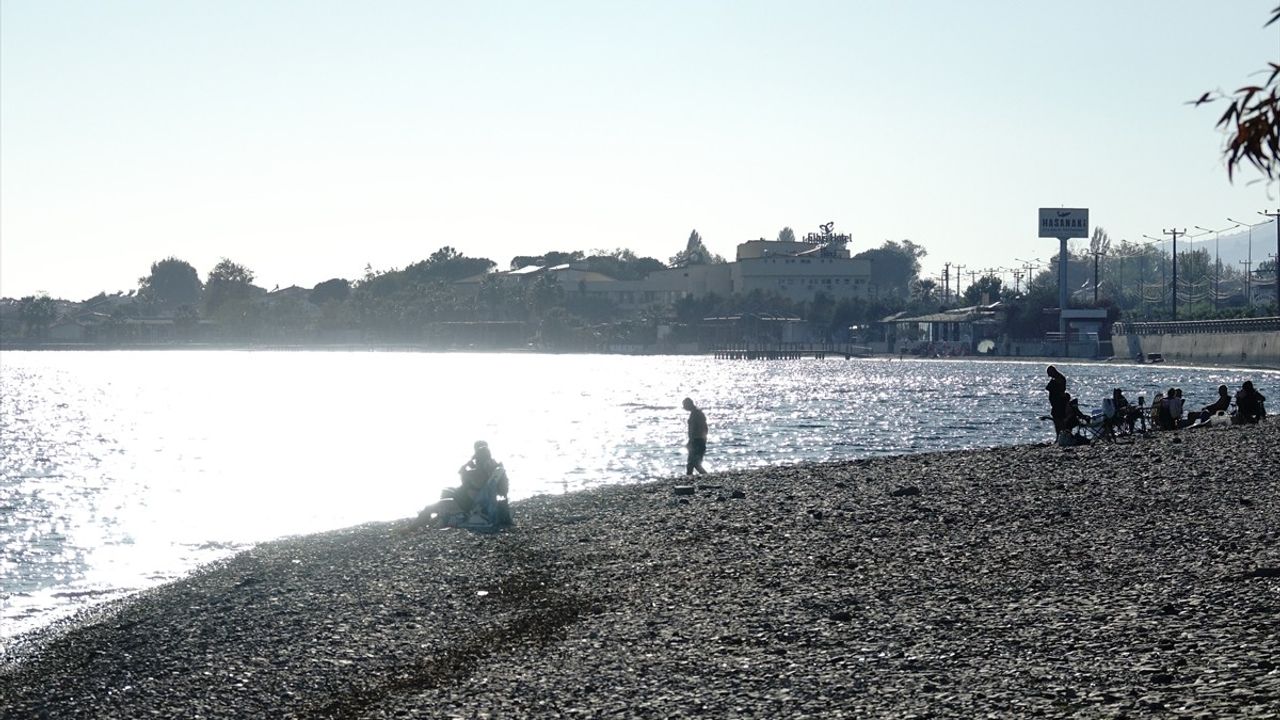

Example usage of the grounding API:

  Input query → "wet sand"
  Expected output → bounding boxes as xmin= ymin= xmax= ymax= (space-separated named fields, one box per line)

xmin=3 ymin=422 xmax=1278 ymax=718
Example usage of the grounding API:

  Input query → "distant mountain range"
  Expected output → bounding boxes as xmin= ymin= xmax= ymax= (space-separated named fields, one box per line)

xmin=1136 ymin=226 xmax=1279 ymax=268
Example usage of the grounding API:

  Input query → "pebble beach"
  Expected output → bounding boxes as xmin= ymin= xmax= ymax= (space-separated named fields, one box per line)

xmin=3 ymin=421 xmax=1278 ymax=719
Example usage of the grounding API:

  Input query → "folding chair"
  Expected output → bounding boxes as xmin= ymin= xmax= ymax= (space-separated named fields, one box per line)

xmin=1099 ymin=398 xmax=1125 ymax=439
xmin=1077 ymin=408 xmax=1113 ymax=443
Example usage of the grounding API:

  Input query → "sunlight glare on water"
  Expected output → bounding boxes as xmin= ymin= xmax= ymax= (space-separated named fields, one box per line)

xmin=2 ymin=350 xmax=1277 ymax=642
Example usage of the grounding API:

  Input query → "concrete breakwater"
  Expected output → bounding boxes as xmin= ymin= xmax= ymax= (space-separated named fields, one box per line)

xmin=3 ymin=422 xmax=1278 ymax=718
xmin=1114 ymin=318 xmax=1280 ymax=368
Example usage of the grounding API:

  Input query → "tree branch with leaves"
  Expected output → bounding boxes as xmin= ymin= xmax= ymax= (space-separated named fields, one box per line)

xmin=1191 ymin=5 xmax=1280 ymax=182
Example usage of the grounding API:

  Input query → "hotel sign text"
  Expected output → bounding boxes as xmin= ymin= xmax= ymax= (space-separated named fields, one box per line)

xmin=1038 ymin=208 xmax=1089 ymax=239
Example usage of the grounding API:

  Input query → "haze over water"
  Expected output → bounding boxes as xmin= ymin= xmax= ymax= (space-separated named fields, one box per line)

xmin=2 ymin=351 xmax=1276 ymax=644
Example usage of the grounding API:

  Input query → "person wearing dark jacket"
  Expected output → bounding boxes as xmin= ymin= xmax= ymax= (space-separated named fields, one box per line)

xmin=1045 ymin=366 xmax=1068 ymax=434
xmin=1195 ymin=384 xmax=1232 ymax=423
xmin=1235 ymin=381 xmax=1267 ymax=424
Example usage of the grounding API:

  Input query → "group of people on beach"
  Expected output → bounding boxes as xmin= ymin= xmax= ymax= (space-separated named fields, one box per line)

xmin=1045 ymin=365 xmax=1267 ymax=445
xmin=416 ymin=397 xmax=711 ymax=530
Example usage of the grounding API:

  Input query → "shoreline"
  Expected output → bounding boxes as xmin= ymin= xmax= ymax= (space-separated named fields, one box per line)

xmin=5 ymin=343 xmax=1280 ymax=371
xmin=3 ymin=423 xmax=1279 ymax=717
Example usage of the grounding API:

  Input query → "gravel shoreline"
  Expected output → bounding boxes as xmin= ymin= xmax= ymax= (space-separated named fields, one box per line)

xmin=3 ymin=423 xmax=1279 ymax=718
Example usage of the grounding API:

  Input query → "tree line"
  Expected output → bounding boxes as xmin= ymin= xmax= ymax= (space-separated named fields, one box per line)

xmin=7 ymin=229 xmax=940 ymax=347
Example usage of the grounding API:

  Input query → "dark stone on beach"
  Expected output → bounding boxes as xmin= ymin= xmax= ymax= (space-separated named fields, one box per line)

xmin=730 ymin=489 xmax=746 ymax=499
xmin=673 ymin=485 xmax=695 ymax=496
xmin=891 ymin=486 xmax=921 ymax=497
xmin=828 ymin=610 xmax=852 ymax=622
xmin=1245 ymin=567 xmax=1280 ymax=578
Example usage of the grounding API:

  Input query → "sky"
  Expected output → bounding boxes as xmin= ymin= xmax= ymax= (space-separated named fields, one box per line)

xmin=2 ymin=0 xmax=1279 ymax=300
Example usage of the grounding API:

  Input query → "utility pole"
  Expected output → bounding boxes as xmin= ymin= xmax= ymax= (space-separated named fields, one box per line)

xmin=1089 ymin=249 xmax=1105 ymax=305
xmin=1163 ymin=228 xmax=1185 ymax=321
xmin=1182 ymin=228 xmax=1211 ymax=312
xmin=1240 ymin=259 xmax=1253 ymax=308
xmin=1117 ymin=251 xmax=1125 ymax=306
xmin=1230 ymin=217 xmax=1269 ymax=311
xmin=1198 ymin=223 xmax=1237 ymax=311
xmin=1263 ymin=209 xmax=1280 ymax=307
xmin=954 ymin=264 xmax=966 ymax=302
xmin=942 ymin=262 xmax=951 ymax=305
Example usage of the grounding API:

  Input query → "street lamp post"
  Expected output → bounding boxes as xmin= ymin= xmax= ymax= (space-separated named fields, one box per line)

xmin=1229 ymin=217 xmax=1269 ymax=309
xmin=1197 ymin=223 xmax=1238 ymax=311
xmin=1015 ymin=258 xmax=1041 ymax=295
xmin=1261 ymin=210 xmax=1279 ymax=308
xmin=1143 ymin=234 xmax=1168 ymax=319
xmin=1183 ymin=228 xmax=1211 ymax=312
xmin=1163 ymin=228 xmax=1185 ymax=321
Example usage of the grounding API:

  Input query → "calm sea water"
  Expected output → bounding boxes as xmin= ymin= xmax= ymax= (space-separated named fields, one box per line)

xmin=2 ymin=350 xmax=1276 ymax=645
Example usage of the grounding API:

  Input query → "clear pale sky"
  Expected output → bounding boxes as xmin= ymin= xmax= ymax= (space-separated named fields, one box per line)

xmin=2 ymin=1 xmax=1278 ymax=300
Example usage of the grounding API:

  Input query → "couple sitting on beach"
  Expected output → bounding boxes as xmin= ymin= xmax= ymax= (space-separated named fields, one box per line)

xmin=413 ymin=441 xmax=513 ymax=531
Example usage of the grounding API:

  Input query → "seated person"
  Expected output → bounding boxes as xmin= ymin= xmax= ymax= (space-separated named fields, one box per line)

xmin=1062 ymin=395 xmax=1092 ymax=442
xmin=1154 ymin=388 xmax=1181 ymax=431
xmin=1168 ymin=388 xmax=1188 ymax=428
xmin=1195 ymin=384 xmax=1232 ymax=423
xmin=1109 ymin=388 xmax=1141 ymax=433
xmin=1151 ymin=392 xmax=1169 ymax=430
xmin=1235 ymin=381 xmax=1268 ymax=424
xmin=416 ymin=441 xmax=511 ymax=528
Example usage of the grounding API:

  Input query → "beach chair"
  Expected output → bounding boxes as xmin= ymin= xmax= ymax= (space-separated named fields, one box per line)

xmin=1078 ymin=408 xmax=1113 ymax=443
xmin=1100 ymin=398 xmax=1126 ymax=439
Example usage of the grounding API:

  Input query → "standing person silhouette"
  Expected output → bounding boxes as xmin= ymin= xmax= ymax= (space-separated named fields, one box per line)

xmin=682 ymin=397 xmax=708 ymax=475
xmin=1045 ymin=366 xmax=1068 ymax=435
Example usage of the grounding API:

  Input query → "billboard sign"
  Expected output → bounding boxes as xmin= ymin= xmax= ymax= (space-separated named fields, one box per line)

xmin=1038 ymin=208 xmax=1089 ymax=238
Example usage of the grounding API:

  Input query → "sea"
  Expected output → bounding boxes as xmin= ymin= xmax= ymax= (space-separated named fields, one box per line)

xmin=2 ymin=350 xmax=1276 ymax=648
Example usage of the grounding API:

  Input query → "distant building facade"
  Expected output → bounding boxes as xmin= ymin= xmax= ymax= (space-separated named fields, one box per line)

xmin=455 ymin=226 xmax=880 ymax=313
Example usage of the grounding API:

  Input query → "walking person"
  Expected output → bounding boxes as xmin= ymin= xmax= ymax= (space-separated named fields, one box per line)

xmin=682 ymin=397 xmax=708 ymax=475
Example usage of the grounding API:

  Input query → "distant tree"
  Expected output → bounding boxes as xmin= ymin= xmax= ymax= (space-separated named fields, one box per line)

xmin=173 ymin=304 xmax=200 ymax=337
xmin=962 ymin=274 xmax=1004 ymax=305
xmin=670 ymin=229 xmax=726 ymax=267
xmin=474 ymin=274 xmax=521 ymax=321
xmin=1005 ymin=283 xmax=1059 ymax=338
xmin=804 ymin=291 xmax=837 ymax=340
xmin=910 ymin=278 xmax=939 ymax=308
xmin=204 ymin=258 xmax=256 ymax=313
xmin=509 ymin=250 xmax=585 ymax=270
xmin=673 ymin=292 xmax=726 ymax=325
xmin=1190 ymin=6 xmax=1280 ymax=182
xmin=777 ymin=227 xmax=796 ymax=244
xmin=583 ymin=248 xmax=667 ymax=280
xmin=18 ymin=294 xmax=58 ymax=338
xmin=138 ymin=257 xmax=202 ymax=308
xmin=309 ymin=278 xmax=351 ymax=305
xmin=527 ymin=272 xmax=565 ymax=318
xmin=1090 ymin=226 xmax=1111 ymax=256
xmin=854 ymin=240 xmax=928 ymax=297
xmin=537 ymin=306 xmax=587 ymax=350
xmin=429 ymin=246 xmax=462 ymax=264
xmin=406 ymin=247 xmax=496 ymax=283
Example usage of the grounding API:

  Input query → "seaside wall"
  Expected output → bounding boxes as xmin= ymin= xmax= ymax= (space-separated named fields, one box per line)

xmin=1116 ymin=330 xmax=1280 ymax=368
